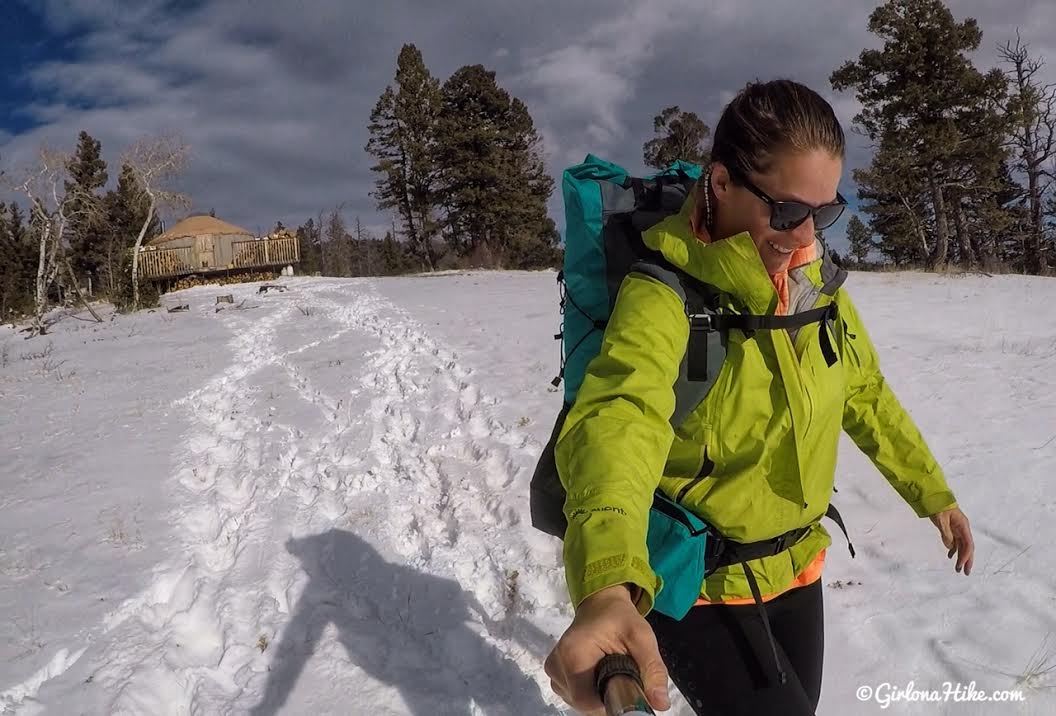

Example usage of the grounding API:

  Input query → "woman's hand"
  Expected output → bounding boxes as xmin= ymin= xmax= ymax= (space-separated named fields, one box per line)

xmin=544 ymin=583 xmax=671 ymax=713
xmin=929 ymin=507 xmax=974 ymax=575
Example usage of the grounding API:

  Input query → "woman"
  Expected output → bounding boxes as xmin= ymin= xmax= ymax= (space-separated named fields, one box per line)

xmin=544 ymin=79 xmax=975 ymax=715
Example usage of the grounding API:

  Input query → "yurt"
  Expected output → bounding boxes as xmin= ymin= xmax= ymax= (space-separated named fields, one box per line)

xmin=138 ymin=215 xmax=299 ymax=280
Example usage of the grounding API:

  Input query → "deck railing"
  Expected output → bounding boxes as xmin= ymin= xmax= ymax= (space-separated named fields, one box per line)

xmin=138 ymin=246 xmax=196 ymax=279
xmin=232 ymin=236 xmax=300 ymax=267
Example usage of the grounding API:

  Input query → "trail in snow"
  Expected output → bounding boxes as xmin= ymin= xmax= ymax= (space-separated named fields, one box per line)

xmin=6 ymin=270 xmax=1056 ymax=716
xmin=8 ymin=279 xmax=565 ymax=715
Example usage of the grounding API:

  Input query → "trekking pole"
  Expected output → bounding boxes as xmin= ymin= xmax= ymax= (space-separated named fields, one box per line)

xmin=595 ymin=654 xmax=656 ymax=715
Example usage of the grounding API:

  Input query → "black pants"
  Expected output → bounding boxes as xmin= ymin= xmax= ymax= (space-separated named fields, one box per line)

xmin=646 ymin=579 xmax=824 ymax=716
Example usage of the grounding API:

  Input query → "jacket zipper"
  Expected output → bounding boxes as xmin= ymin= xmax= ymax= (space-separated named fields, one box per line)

xmin=676 ymin=446 xmax=715 ymax=503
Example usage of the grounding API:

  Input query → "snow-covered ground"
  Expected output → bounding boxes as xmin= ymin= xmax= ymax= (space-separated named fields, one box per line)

xmin=1 ymin=270 xmax=1054 ymax=715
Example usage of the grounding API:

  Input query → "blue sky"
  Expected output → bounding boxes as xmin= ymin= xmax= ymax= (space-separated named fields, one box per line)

xmin=3 ymin=0 xmax=1055 ymax=252
xmin=1 ymin=4 xmax=62 ymax=138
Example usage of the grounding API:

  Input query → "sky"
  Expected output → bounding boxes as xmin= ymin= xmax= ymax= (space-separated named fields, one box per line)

xmin=2 ymin=0 xmax=1055 ymax=250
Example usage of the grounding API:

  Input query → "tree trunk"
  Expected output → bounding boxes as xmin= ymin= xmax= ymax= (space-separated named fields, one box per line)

xmin=34 ymin=220 xmax=50 ymax=334
xmin=899 ymin=194 xmax=930 ymax=259
xmin=396 ymin=143 xmax=422 ymax=260
xmin=64 ymin=258 xmax=103 ymax=322
xmin=969 ymin=225 xmax=987 ymax=271
xmin=32 ymin=214 xmax=63 ymax=335
xmin=105 ymin=239 xmax=116 ymax=297
xmin=412 ymin=208 xmax=436 ymax=272
xmin=1027 ymin=164 xmax=1047 ymax=274
xmin=927 ymin=166 xmax=950 ymax=269
xmin=131 ymin=192 xmax=157 ymax=310
xmin=951 ymin=195 xmax=974 ymax=269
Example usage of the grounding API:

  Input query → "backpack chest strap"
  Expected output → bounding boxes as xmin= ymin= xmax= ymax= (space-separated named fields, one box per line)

xmin=688 ymin=302 xmax=839 ymax=382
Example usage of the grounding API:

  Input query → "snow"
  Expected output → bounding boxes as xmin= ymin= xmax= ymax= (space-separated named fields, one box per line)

xmin=1 ymin=270 xmax=1054 ymax=715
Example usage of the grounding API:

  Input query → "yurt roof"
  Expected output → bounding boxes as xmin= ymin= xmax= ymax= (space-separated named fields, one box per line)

xmin=148 ymin=215 xmax=254 ymax=246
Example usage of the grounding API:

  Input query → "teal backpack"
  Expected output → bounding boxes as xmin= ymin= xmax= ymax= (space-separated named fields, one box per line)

xmin=552 ymin=154 xmax=704 ymax=406
xmin=529 ymin=156 xmax=854 ymax=636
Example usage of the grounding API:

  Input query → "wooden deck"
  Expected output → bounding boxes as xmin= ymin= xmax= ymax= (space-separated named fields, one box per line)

xmin=139 ymin=236 xmax=300 ymax=280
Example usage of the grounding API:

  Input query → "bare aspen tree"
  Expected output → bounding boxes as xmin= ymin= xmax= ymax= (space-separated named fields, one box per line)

xmin=123 ymin=135 xmax=189 ymax=309
xmin=5 ymin=148 xmax=105 ymax=334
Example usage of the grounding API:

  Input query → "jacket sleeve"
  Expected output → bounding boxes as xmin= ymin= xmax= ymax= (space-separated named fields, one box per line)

xmin=555 ymin=273 xmax=688 ymax=616
xmin=837 ymin=289 xmax=958 ymax=517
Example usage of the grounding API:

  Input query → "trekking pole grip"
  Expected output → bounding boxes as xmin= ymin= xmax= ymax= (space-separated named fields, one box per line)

xmin=595 ymin=653 xmax=657 ymax=715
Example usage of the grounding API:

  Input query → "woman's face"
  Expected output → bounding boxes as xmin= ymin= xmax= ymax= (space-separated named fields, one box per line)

xmin=710 ymin=149 xmax=843 ymax=274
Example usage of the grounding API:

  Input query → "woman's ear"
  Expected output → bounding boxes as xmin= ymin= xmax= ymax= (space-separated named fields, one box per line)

xmin=710 ymin=163 xmax=731 ymax=200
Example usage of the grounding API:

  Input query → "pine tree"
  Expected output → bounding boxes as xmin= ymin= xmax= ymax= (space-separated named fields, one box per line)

xmin=433 ymin=64 xmax=558 ymax=268
xmin=0 ymin=203 xmax=18 ymax=317
xmin=831 ymin=0 xmax=1008 ymax=269
xmin=366 ymin=44 xmax=443 ymax=270
xmin=379 ymin=231 xmax=410 ymax=275
xmin=643 ymin=106 xmax=711 ymax=170
xmin=295 ymin=218 xmax=322 ymax=275
xmin=65 ymin=131 xmax=109 ymax=282
xmin=2 ymin=201 xmax=35 ymax=314
xmin=853 ymin=136 xmax=931 ymax=265
xmin=846 ymin=215 xmax=874 ymax=266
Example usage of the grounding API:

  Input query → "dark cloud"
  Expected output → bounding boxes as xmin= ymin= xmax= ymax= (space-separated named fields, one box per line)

xmin=3 ymin=0 xmax=1054 ymax=250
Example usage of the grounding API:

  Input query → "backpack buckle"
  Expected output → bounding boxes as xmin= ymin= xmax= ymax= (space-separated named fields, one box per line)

xmin=771 ymin=527 xmax=809 ymax=554
xmin=771 ymin=532 xmax=794 ymax=554
xmin=689 ymin=313 xmax=714 ymax=331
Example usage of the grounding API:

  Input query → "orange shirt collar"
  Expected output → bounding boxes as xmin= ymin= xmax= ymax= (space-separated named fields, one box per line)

xmin=687 ymin=198 xmax=818 ymax=316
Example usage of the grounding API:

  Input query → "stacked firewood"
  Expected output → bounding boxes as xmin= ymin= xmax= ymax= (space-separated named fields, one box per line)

xmin=172 ymin=270 xmax=278 ymax=291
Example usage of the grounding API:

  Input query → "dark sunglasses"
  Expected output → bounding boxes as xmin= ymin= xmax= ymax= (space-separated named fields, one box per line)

xmin=727 ymin=167 xmax=847 ymax=232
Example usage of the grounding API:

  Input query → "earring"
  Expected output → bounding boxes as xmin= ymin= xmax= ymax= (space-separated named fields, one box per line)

xmin=703 ymin=169 xmax=714 ymax=232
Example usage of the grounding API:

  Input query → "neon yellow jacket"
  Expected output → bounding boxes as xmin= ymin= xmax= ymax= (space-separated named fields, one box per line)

xmin=556 ymin=196 xmax=957 ymax=614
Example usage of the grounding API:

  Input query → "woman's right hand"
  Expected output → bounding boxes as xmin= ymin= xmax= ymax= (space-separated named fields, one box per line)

xmin=544 ymin=584 xmax=671 ymax=713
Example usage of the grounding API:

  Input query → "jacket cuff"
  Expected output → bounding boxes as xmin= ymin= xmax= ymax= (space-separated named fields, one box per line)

xmin=909 ymin=492 xmax=958 ymax=518
xmin=571 ymin=556 xmax=659 ymax=617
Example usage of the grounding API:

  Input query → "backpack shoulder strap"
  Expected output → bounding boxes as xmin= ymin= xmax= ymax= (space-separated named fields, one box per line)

xmin=627 ymin=258 xmax=725 ymax=428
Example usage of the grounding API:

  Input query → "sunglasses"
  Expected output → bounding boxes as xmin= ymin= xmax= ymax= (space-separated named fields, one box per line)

xmin=727 ymin=167 xmax=847 ymax=232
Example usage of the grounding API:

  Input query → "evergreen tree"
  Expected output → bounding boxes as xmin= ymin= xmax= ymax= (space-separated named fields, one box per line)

xmin=379 ymin=231 xmax=411 ymax=275
xmin=433 ymin=64 xmax=557 ymax=268
xmin=643 ymin=106 xmax=711 ymax=170
xmin=366 ymin=44 xmax=443 ymax=270
xmin=0 ymin=203 xmax=35 ymax=317
xmin=846 ymin=215 xmax=874 ymax=266
xmin=65 ymin=130 xmax=109 ymax=281
xmin=831 ymin=0 xmax=1008 ymax=269
xmin=853 ymin=136 xmax=931 ymax=265
xmin=295 ymin=218 xmax=323 ymax=275
xmin=0 ymin=202 xmax=39 ymax=318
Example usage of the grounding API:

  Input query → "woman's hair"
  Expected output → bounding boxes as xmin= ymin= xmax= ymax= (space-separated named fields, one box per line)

xmin=710 ymin=79 xmax=845 ymax=178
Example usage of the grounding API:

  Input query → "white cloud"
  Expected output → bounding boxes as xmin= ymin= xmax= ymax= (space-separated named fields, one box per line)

xmin=28 ymin=61 xmax=167 ymax=104
xmin=4 ymin=0 xmax=1053 ymax=242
